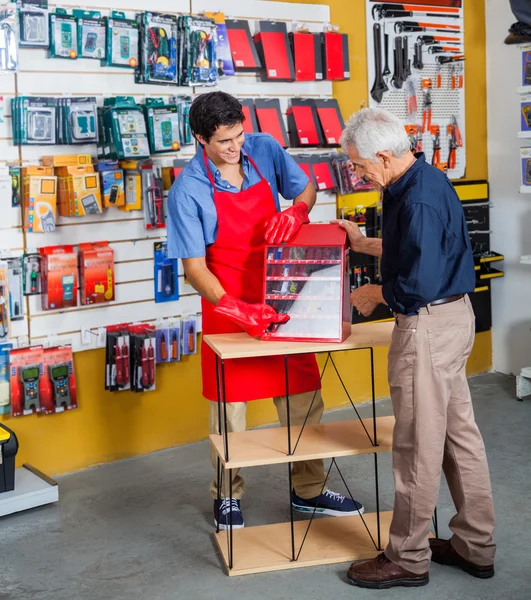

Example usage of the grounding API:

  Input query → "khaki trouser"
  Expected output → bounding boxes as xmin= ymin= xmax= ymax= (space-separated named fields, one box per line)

xmin=385 ymin=296 xmax=496 ymax=574
xmin=209 ymin=390 xmax=325 ymax=500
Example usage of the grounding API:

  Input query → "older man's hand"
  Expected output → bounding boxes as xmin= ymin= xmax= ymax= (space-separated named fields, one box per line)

xmin=332 ymin=219 xmax=366 ymax=252
xmin=350 ymin=284 xmax=383 ymax=317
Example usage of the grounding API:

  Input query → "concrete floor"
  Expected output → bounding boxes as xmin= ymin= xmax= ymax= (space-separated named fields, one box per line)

xmin=1 ymin=373 xmax=530 ymax=600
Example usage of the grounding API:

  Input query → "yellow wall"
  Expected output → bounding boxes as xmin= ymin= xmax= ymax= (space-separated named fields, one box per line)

xmin=0 ymin=0 xmax=492 ymax=476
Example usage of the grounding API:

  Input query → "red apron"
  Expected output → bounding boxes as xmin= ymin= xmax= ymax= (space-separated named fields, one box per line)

xmin=201 ymin=149 xmax=321 ymax=402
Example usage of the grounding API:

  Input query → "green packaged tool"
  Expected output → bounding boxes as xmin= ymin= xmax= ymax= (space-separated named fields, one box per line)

xmin=136 ymin=12 xmax=178 ymax=86
xmin=74 ymin=10 xmax=106 ymax=60
xmin=49 ymin=9 xmax=78 ymax=59
xmin=61 ymin=97 xmax=98 ymax=144
xmin=170 ymin=95 xmax=193 ymax=146
xmin=105 ymin=11 xmax=139 ymax=68
xmin=19 ymin=0 xmax=49 ymax=49
xmin=143 ymin=98 xmax=180 ymax=154
xmin=102 ymin=97 xmax=150 ymax=160
xmin=178 ymin=16 xmax=218 ymax=87
xmin=11 ymin=96 xmax=57 ymax=145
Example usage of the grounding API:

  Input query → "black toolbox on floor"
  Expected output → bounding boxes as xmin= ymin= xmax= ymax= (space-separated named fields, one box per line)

xmin=0 ymin=424 xmax=18 ymax=493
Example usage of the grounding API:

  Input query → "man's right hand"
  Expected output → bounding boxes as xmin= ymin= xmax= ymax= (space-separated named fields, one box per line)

xmin=214 ymin=295 xmax=290 ymax=338
xmin=333 ymin=219 xmax=366 ymax=252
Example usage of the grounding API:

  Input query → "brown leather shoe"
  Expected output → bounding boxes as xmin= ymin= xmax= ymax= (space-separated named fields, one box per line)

xmin=347 ymin=553 xmax=429 ymax=589
xmin=430 ymin=538 xmax=494 ymax=579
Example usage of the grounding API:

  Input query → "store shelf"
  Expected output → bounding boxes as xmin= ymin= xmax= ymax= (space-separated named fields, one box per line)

xmin=518 ymin=131 xmax=531 ymax=138
xmin=517 ymin=86 xmax=531 ymax=94
xmin=204 ymin=321 xmax=394 ymax=360
xmin=211 ymin=416 xmax=394 ymax=468
xmin=265 ymin=294 xmax=340 ymax=301
xmin=479 ymin=268 xmax=504 ymax=280
xmin=266 ymin=276 xmax=341 ymax=281
xmin=520 ymin=186 xmax=531 ymax=194
xmin=214 ymin=511 xmax=393 ymax=576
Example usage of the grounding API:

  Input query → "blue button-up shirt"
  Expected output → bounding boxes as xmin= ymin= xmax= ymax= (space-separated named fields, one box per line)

xmin=166 ymin=133 xmax=309 ymax=259
xmin=381 ymin=153 xmax=475 ymax=315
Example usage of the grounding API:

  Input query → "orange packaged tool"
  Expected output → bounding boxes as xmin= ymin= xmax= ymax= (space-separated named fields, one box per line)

xmin=78 ymin=241 xmax=115 ymax=305
xmin=39 ymin=245 xmax=78 ymax=310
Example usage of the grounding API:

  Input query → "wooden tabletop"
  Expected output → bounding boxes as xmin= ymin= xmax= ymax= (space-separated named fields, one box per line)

xmin=203 ymin=321 xmax=394 ymax=359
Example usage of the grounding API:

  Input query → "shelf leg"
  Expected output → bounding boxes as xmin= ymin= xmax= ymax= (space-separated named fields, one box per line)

xmin=221 ymin=359 xmax=229 ymax=463
xmin=216 ymin=456 xmax=221 ymax=534
xmin=216 ymin=355 xmax=222 ymax=435
xmin=288 ymin=462 xmax=296 ymax=562
xmin=229 ymin=468 xmax=234 ymax=571
xmin=374 ymin=452 xmax=381 ymax=550
xmin=370 ymin=347 xmax=378 ymax=446
xmin=285 ymin=354 xmax=292 ymax=455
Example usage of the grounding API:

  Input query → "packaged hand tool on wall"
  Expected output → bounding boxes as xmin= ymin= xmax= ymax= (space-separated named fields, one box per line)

xmin=12 ymin=96 xmax=57 ymax=145
xmin=178 ymin=15 xmax=218 ymax=86
xmin=10 ymin=167 xmax=20 ymax=207
xmin=0 ymin=167 xmax=12 ymax=230
xmin=43 ymin=345 xmax=77 ymax=412
xmin=22 ymin=166 xmax=57 ymax=233
xmin=169 ymin=95 xmax=193 ymax=146
xmin=155 ymin=319 xmax=169 ymax=363
xmin=255 ymin=98 xmax=289 ymax=148
xmin=154 ymin=241 xmax=179 ymax=303
xmin=0 ymin=6 xmax=18 ymax=72
xmin=74 ymin=10 xmax=106 ymax=60
xmin=105 ymin=12 xmax=138 ymax=68
xmin=40 ymin=245 xmax=78 ymax=310
xmin=521 ymin=94 xmax=531 ymax=132
xmin=287 ymin=98 xmax=323 ymax=148
xmin=238 ymin=98 xmax=259 ymax=134
xmin=289 ymin=29 xmax=323 ymax=81
xmin=143 ymin=98 xmax=181 ymax=154
xmin=521 ymin=147 xmax=531 ymax=188
xmin=314 ymin=98 xmax=345 ymax=147
xmin=102 ymin=97 xmax=150 ymax=160
xmin=129 ymin=323 xmax=156 ymax=392
xmin=204 ymin=12 xmax=234 ymax=77
xmin=321 ymin=28 xmax=350 ymax=81
xmin=58 ymin=97 xmax=98 ymax=144
xmin=310 ymin=154 xmax=337 ymax=191
xmin=167 ymin=317 xmax=181 ymax=362
xmin=105 ymin=324 xmax=130 ymax=391
xmin=95 ymin=161 xmax=125 ymax=207
xmin=170 ymin=158 xmax=189 ymax=184
xmin=10 ymin=346 xmax=45 ymax=417
xmin=23 ymin=252 xmax=41 ymax=295
xmin=119 ymin=160 xmax=143 ymax=211
xmin=56 ymin=164 xmax=102 ymax=217
xmin=19 ymin=0 xmax=49 ymax=49
xmin=254 ymin=21 xmax=295 ymax=82
xmin=0 ymin=262 xmax=10 ymax=344
xmin=4 ymin=256 xmax=24 ymax=321
xmin=181 ymin=315 xmax=197 ymax=356
xmin=292 ymin=154 xmax=317 ymax=189
xmin=225 ymin=19 xmax=261 ymax=72
xmin=331 ymin=154 xmax=373 ymax=194
xmin=49 ymin=9 xmax=78 ymax=59
xmin=141 ymin=164 xmax=165 ymax=229
xmin=0 ymin=343 xmax=12 ymax=414
xmin=136 ymin=12 xmax=178 ymax=86
xmin=79 ymin=242 xmax=114 ymax=305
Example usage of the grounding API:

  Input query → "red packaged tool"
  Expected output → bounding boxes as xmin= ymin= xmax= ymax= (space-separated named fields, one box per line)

xmin=40 ymin=245 xmax=78 ymax=311
xmin=287 ymin=99 xmax=324 ymax=148
xmin=170 ymin=159 xmax=190 ymax=185
xmin=226 ymin=19 xmax=261 ymax=72
xmin=262 ymin=223 xmax=351 ymax=343
xmin=105 ymin=324 xmax=131 ymax=391
xmin=321 ymin=31 xmax=350 ymax=81
xmin=129 ymin=323 xmax=156 ymax=392
xmin=255 ymin=99 xmax=289 ymax=148
xmin=239 ymin=98 xmax=259 ymax=134
xmin=79 ymin=241 xmax=115 ymax=305
xmin=253 ymin=21 xmax=295 ymax=82
xmin=314 ymin=98 xmax=345 ymax=147
xmin=310 ymin=155 xmax=337 ymax=191
xmin=289 ymin=31 xmax=323 ymax=81
xmin=292 ymin=154 xmax=317 ymax=189
xmin=43 ymin=345 xmax=77 ymax=413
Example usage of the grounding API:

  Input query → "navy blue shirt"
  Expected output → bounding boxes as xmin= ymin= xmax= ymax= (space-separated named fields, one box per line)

xmin=166 ymin=133 xmax=309 ymax=259
xmin=381 ymin=153 xmax=475 ymax=315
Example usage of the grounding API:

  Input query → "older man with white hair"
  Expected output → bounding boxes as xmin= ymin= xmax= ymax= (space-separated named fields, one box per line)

xmin=337 ymin=108 xmax=496 ymax=590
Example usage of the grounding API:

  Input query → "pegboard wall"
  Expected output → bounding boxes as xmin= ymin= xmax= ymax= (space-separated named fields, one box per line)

xmin=366 ymin=0 xmax=466 ymax=178
xmin=0 ymin=0 xmax=339 ymax=353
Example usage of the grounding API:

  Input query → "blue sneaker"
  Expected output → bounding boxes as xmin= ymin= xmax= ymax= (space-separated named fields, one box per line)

xmin=292 ymin=489 xmax=365 ymax=517
xmin=214 ymin=498 xmax=245 ymax=530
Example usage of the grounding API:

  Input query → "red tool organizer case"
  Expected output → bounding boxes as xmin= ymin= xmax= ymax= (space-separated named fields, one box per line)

xmin=289 ymin=32 xmax=324 ymax=81
xmin=239 ymin=99 xmax=259 ymax=134
xmin=226 ymin=20 xmax=261 ymax=71
xmin=314 ymin=98 xmax=345 ymax=147
xmin=254 ymin=21 xmax=295 ymax=82
xmin=287 ymin=99 xmax=324 ymax=147
xmin=322 ymin=32 xmax=350 ymax=81
xmin=255 ymin=99 xmax=289 ymax=148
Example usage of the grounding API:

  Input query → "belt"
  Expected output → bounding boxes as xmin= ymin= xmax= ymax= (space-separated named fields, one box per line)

xmin=429 ymin=294 xmax=464 ymax=306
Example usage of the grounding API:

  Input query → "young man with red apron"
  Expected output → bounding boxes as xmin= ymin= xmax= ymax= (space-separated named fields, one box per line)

xmin=167 ymin=92 xmax=363 ymax=529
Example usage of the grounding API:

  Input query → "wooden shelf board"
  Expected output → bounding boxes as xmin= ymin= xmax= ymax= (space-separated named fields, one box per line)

xmin=210 ymin=416 xmax=394 ymax=468
xmin=214 ymin=511 xmax=393 ymax=576
xmin=204 ymin=321 xmax=394 ymax=359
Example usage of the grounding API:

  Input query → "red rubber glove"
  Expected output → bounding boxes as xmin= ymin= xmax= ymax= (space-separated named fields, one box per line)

xmin=264 ymin=202 xmax=310 ymax=245
xmin=214 ymin=295 xmax=290 ymax=338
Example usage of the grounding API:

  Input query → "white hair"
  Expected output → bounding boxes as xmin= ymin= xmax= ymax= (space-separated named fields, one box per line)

xmin=340 ymin=107 xmax=411 ymax=162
